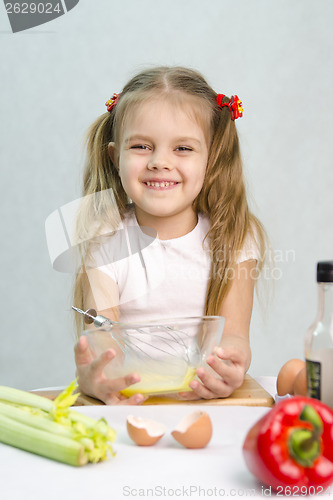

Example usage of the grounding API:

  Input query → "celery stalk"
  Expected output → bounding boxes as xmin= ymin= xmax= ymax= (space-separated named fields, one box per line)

xmin=0 ymin=401 xmax=95 ymax=452
xmin=0 ymin=386 xmax=53 ymax=412
xmin=0 ymin=381 xmax=116 ymax=465
xmin=0 ymin=401 xmax=73 ymax=438
xmin=0 ymin=413 xmax=88 ymax=466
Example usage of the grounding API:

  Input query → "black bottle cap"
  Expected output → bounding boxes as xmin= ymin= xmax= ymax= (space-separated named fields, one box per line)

xmin=317 ymin=261 xmax=333 ymax=283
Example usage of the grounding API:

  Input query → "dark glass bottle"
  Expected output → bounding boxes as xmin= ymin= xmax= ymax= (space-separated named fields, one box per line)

xmin=305 ymin=261 xmax=333 ymax=408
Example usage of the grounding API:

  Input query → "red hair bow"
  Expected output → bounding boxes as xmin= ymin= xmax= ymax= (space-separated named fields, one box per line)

xmin=216 ymin=94 xmax=243 ymax=120
xmin=105 ymin=93 xmax=120 ymax=112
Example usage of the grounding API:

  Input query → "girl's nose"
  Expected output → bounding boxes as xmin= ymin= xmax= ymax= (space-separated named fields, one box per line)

xmin=147 ymin=153 xmax=172 ymax=171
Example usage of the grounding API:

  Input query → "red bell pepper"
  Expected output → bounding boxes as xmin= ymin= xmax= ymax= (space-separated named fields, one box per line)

xmin=243 ymin=397 xmax=333 ymax=493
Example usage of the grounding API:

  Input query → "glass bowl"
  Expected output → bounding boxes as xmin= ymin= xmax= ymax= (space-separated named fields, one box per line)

xmin=81 ymin=316 xmax=224 ymax=397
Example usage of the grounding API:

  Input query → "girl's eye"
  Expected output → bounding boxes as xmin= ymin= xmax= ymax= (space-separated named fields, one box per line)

xmin=176 ymin=146 xmax=193 ymax=152
xmin=131 ymin=144 xmax=151 ymax=150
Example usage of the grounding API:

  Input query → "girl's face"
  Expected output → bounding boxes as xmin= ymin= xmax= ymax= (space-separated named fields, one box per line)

xmin=113 ymin=98 xmax=209 ymax=234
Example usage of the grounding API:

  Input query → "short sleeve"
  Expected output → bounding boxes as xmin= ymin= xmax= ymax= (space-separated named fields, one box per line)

xmin=84 ymin=243 xmax=120 ymax=311
xmin=86 ymin=240 xmax=118 ymax=283
xmin=236 ymin=231 xmax=260 ymax=264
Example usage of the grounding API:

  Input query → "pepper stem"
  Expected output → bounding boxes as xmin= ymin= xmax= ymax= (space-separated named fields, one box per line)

xmin=289 ymin=429 xmax=320 ymax=467
xmin=288 ymin=405 xmax=323 ymax=467
xmin=299 ymin=405 xmax=323 ymax=434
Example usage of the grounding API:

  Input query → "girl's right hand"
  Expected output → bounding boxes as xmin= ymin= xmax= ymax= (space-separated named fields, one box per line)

xmin=74 ymin=336 xmax=146 ymax=405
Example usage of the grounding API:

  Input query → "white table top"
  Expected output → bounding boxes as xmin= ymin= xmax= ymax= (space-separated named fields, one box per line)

xmin=1 ymin=377 xmax=331 ymax=499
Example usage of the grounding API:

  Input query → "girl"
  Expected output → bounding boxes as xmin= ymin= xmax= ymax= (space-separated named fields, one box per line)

xmin=73 ymin=66 xmax=267 ymax=405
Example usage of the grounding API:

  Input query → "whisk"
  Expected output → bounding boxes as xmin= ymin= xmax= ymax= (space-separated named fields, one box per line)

xmin=72 ymin=306 xmax=200 ymax=363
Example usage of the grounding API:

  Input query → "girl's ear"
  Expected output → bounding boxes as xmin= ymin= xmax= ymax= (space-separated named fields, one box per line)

xmin=108 ymin=142 xmax=118 ymax=168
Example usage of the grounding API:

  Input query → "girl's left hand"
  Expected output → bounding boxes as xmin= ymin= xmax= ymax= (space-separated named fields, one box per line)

xmin=179 ymin=259 xmax=255 ymax=400
xmin=178 ymin=346 xmax=247 ymax=400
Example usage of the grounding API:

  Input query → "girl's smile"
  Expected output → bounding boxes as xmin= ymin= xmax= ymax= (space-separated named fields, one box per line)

xmin=112 ymin=98 xmax=209 ymax=238
xmin=143 ymin=179 xmax=180 ymax=189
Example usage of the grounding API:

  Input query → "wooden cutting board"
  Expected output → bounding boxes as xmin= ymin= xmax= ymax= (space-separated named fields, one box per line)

xmin=33 ymin=375 xmax=274 ymax=407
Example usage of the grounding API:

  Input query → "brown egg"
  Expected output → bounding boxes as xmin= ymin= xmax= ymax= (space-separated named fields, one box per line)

xmin=293 ymin=366 xmax=308 ymax=396
xmin=277 ymin=358 xmax=305 ymax=396
xmin=126 ymin=415 xmax=166 ymax=446
xmin=171 ymin=411 xmax=213 ymax=449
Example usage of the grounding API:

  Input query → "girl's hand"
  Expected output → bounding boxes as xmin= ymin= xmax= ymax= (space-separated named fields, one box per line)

xmin=178 ymin=345 xmax=248 ymax=400
xmin=74 ymin=336 xmax=146 ymax=405
xmin=179 ymin=259 xmax=256 ymax=400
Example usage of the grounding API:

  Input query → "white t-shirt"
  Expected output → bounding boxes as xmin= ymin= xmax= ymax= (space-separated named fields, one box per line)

xmin=87 ymin=207 xmax=259 ymax=323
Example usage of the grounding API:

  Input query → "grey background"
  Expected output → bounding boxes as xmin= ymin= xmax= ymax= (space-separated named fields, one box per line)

xmin=0 ymin=0 xmax=332 ymax=390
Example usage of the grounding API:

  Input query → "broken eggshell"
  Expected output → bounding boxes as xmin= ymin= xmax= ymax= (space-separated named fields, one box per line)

xmin=171 ymin=411 xmax=213 ymax=449
xmin=126 ymin=415 xmax=166 ymax=446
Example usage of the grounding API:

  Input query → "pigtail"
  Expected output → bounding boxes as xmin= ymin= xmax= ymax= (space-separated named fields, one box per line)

xmin=196 ymin=102 xmax=267 ymax=316
xmin=73 ymin=111 xmax=129 ymax=336
xmin=83 ymin=114 xmax=128 ymax=210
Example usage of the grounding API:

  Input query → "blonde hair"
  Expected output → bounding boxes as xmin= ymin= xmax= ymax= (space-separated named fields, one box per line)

xmin=73 ymin=66 xmax=267 ymax=333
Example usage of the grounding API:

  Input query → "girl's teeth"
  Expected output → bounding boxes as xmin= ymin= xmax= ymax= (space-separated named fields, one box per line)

xmin=146 ymin=181 xmax=175 ymax=187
